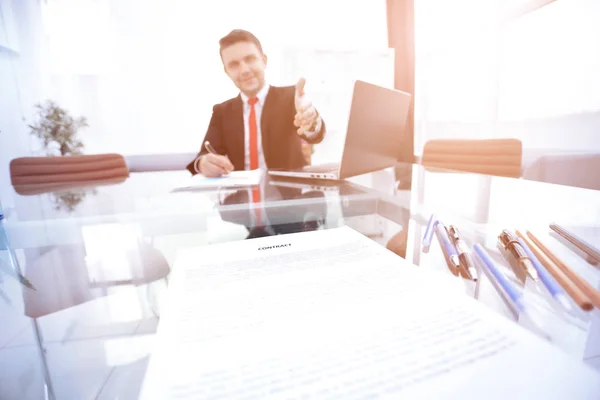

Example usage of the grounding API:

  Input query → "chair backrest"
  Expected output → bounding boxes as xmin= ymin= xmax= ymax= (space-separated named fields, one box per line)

xmin=421 ymin=138 xmax=523 ymax=178
xmin=9 ymin=154 xmax=129 ymax=186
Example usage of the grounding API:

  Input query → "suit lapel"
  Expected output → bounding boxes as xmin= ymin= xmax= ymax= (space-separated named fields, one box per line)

xmin=230 ymin=95 xmax=244 ymax=168
xmin=261 ymin=86 xmax=278 ymax=166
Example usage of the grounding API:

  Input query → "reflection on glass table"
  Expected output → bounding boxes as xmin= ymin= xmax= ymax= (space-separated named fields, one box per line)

xmin=0 ymin=162 xmax=599 ymax=399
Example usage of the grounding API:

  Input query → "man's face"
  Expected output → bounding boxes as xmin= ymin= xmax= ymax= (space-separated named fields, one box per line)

xmin=221 ymin=41 xmax=267 ymax=97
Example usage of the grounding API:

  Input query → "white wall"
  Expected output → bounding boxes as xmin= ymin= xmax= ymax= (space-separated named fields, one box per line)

xmin=0 ymin=6 xmax=46 ymax=398
xmin=1 ymin=0 xmax=391 ymax=206
xmin=0 ymin=0 xmax=18 ymax=51
xmin=35 ymin=0 xmax=389 ymax=159
xmin=497 ymin=0 xmax=600 ymax=151
xmin=0 ymin=0 xmax=47 ymax=210
xmin=0 ymin=53 xmax=27 ymax=192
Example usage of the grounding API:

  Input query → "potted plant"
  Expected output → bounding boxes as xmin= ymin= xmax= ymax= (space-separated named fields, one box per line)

xmin=28 ymin=100 xmax=88 ymax=156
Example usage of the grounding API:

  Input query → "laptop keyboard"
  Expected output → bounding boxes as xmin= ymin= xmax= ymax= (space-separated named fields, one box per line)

xmin=302 ymin=163 xmax=340 ymax=173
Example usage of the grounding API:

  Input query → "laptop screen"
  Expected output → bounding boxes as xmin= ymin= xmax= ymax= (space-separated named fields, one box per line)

xmin=339 ymin=80 xmax=412 ymax=179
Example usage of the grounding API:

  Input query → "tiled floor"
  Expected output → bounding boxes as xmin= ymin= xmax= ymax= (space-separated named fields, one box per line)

xmin=0 ymin=255 xmax=32 ymax=350
xmin=0 ymin=327 xmax=156 ymax=399
xmin=0 ymin=284 xmax=160 ymax=399
xmin=96 ymin=356 xmax=151 ymax=400
xmin=0 ymin=345 xmax=46 ymax=400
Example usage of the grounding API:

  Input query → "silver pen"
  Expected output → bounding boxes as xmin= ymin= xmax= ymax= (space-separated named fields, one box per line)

xmin=448 ymin=225 xmax=478 ymax=281
xmin=204 ymin=141 xmax=218 ymax=155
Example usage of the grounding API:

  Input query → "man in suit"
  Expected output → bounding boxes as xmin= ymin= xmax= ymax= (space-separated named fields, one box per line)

xmin=186 ymin=29 xmax=326 ymax=177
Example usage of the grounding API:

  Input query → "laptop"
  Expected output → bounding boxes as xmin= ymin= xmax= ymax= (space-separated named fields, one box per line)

xmin=268 ymin=80 xmax=412 ymax=181
xmin=268 ymin=179 xmax=343 ymax=192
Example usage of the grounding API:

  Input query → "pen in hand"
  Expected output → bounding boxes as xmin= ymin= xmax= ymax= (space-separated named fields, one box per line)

xmin=204 ymin=141 xmax=218 ymax=155
xmin=203 ymin=141 xmax=233 ymax=174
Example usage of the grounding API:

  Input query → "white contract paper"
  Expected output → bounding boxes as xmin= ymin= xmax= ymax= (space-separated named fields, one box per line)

xmin=183 ymin=169 xmax=262 ymax=190
xmin=140 ymin=226 xmax=600 ymax=399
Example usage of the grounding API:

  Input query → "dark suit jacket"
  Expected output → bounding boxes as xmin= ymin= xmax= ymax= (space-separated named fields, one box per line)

xmin=186 ymin=85 xmax=326 ymax=175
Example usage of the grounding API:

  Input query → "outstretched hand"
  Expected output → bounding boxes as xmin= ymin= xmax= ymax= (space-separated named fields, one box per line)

xmin=294 ymin=77 xmax=320 ymax=136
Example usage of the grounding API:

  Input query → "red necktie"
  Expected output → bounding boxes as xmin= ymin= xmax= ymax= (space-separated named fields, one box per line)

xmin=248 ymin=97 xmax=262 ymax=225
xmin=248 ymin=97 xmax=259 ymax=170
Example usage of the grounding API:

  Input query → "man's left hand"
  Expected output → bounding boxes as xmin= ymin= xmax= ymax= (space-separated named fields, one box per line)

xmin=294 ymin=77 xmax=320 ymax=136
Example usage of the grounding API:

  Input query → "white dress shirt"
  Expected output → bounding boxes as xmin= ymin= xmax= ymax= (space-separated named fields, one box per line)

xmin=240 ymin=83 xmax=270 ymax=171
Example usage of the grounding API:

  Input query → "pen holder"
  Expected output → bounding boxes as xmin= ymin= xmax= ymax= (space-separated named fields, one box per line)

xmin=473 ymin=274 xmax=481 ymax=300
xmin=461 ymin=277 xmax=481 ymax=300
xmin=520 ymin=279 xmax=593 ymax=350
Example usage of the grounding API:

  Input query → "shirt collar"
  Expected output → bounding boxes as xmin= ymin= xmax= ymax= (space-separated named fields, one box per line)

xmin=240 ymin=83 xmax=270 ymax=106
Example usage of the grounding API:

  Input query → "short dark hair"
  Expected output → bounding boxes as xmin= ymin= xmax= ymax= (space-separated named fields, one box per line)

xmin=219 ymin=29 xmax=264 ymax=57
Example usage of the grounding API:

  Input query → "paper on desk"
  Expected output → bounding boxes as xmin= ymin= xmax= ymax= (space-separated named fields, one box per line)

xmin=182 ymin=170 xmax=262 ymax=190
xmin=140 ymin=226 xmax=600 ymax=400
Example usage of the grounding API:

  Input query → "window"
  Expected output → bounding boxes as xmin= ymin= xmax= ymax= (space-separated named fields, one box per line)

xmin=415 ymin=0 xmax=600 ymax=154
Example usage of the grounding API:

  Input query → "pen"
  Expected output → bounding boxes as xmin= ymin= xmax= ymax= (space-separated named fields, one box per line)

xmin=204 ymin=141 xmax=218 ymax=155
xmin=549 ymin=223 xmax=600 ymax=264
xmin=516 ymin=235 xmax=572 ymax=311
xmin=517 ymin=230 xmax=593 ymax=311
xmin=204 ymin=141 xmax=233 ymax=173
xmin=498 ymin=230 xmax=538 ymax=282
xmin=422 ymin=213 xmax=438 ymax=253
xmin=447 ymin=225 xmax=478 ymax=281
xmin=434 ymin=222 xmax=461 ymax=272
xmin=474 ymin=244 xmax=525 ymax=313
xmin=527 ymin=231 xmax=600 ymax=310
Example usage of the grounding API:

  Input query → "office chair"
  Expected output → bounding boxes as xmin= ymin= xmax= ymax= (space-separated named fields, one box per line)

xmin=9 ymin=153 xmax=129 ymax=195
xmin=421 ymin=138 xmax=523 ymax=178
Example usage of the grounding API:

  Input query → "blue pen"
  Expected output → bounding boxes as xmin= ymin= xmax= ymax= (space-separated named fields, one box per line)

xmin=422 ymin=213 xmax=438 ymax=253
xmin=518 ymin=237 xmax=572 ymax=311
xmin=474 ymin=244 xmax=525 ymax=313
xmin=435 ymin=223 xmax=461 ymax=269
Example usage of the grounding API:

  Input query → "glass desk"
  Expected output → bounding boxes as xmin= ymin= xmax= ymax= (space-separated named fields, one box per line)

xmin=1 ymin=163 xmax=599 ymax=400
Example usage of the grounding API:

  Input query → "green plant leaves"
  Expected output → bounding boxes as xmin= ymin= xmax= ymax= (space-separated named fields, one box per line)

xmin=28 ymin=100 xmax=89 ymax=156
